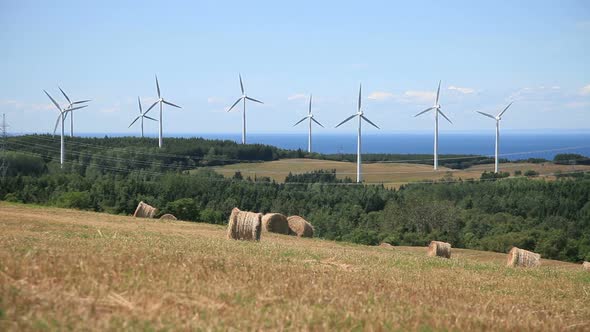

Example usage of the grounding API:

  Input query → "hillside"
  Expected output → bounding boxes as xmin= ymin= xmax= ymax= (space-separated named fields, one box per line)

xmin=208 ymin=158 xmax=590 ymax=187
xmin=1 ymin=203 xmax=588 ymax=331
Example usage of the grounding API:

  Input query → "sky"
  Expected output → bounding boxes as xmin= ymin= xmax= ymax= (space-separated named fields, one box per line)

xmin=1 ymin=0 xmax=589 ymax=135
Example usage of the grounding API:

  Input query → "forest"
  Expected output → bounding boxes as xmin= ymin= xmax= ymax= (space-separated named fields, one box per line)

xmin=1 ymin=134 xmax=589 ymax=262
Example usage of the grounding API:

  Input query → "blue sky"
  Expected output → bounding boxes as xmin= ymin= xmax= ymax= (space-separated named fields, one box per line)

xmin=1 ymin=0 xmax=589 ymax=135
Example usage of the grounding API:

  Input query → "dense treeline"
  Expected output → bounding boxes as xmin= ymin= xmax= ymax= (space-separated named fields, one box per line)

xmin=2 ymin=135 xmax=590 ymax=262
xmin=6 ymin=135 xmax=492 ymax=169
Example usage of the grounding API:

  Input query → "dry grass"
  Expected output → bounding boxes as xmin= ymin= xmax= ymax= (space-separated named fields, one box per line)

xmin=207 ymin=159 xmax=590 ymax=188
xmin=1 ymin=202 xmax=590 ymax=331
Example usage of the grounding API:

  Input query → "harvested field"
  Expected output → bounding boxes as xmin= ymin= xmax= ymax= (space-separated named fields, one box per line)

xmin=206 ymin=158 xmax=590 ymax=188
xmin=0 ymin=202 xmax=589 ymax=331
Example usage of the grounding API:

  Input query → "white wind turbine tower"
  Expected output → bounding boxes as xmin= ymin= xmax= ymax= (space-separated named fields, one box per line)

xmin=293 ymin=94 xmax=324 ymax=153
xmin=335 ymin=84 xmax=380 ymax=183
xmin=476 ymin=102 xmax=513 ymax=173
xmin=227 ymin=74 xmax=264 ymax=144
xmin=44 ymin=90 xmax=87 ymax=168
xmin=58 ymin=87 xmax=90 ymax=137
xmin=145 ymin=75 xmax=182 ymax=148
xmin=129 ymin=97 xmax=158 ymax=138
xmin=414 ymin=81 xmax=452 ymax=170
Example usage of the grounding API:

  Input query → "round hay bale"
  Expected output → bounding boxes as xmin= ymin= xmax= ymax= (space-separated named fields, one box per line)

xmin=582 ymin=261 xmax=590 ymax=271
xmin=427 ymin=241 xmax=451 ymax=259
xmin=506 ymin=247 xmax=541 ymax=268
xmin=226 ymin=207 xmax=262 ymax=241
xmin=379 ymin=243 xmax=394 ymax=249
xmin=160 ymin=214 xmax=177 ymax=220
xmin=287 ymin=215 xmax=314 ymax=238
xmin=133 ymin=201 xmax=158 ymax=219
xmin=261 ymin=213 xmax=289 ymax=234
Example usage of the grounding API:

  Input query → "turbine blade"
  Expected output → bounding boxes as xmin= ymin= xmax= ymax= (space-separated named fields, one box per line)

xmin=145 ymin=101 xmax=159 ymax=115
xmin=71 ymin=99 xmax=91 ymax=105
xmin=163 ymin=100 xmax=181 ymax=108
xmin=155 ymin=75 xmax=161 ymax=98
xmin=438 ymin=109 xmax=453 ymax=124
xmin=245 ymin=96 xmax=263 ymax=104
xmin=53 ymin=115 xmax=61 ymax=134
xmin=293 ymin=117 xmax=307 ymax=127
xmin=58 ymin=86 xmax=71 ymax=104
xmin=66 ymin=105 xmax=88 ymax=112
xmin=312 ymin=117 xmax=325 ymax=128
xmin=414 ymin=107 xmax=435 ymax=117
xmin=335 ymin=114 xmax=357 ymax=128
xmin=435 ymin=80 xmax=441 ymax=105
xmin=358 ymin=83 xmax=362 ymax=111
xmin=128 ymin=116 xmax=141 ymax=128
xmin=239 ymin=74 xmax=244 ymax=94
xmin=227 ymin=98 xmax=242 ymax=112
xmin=476 ymin=111 xmax=496 ymax=120
xmin=44 ymin=90 xmax=62 ymax=112
xmin=309 ymin=94 xmax=312 ymax=115
xmin=138 ymin=96 xmax=143 ymax=113
xmin=361 ymin=115 xmax=380 ymax=129
xmin=144 ymin=115 xmax=158 ymax=122
xmin=498 ymin=102 xmax=513 ymax=118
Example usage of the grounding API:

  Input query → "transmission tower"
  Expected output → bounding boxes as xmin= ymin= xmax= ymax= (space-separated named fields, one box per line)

xmin=0 ymin=113 xmax=8 ymax=180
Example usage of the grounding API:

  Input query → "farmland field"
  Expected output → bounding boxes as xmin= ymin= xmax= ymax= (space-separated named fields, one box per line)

xmin=207 ymin=158 xmax=590 ymax=187
xmin=1 ymin=202 xmax=589 ymax=331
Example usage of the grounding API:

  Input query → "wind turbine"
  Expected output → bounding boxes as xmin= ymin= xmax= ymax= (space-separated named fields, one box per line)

xmin=476 ymin=102 xmax=513 ymax=173
xmin=129 ymin=97 xmax=158 ymax=138
xmin=58 ymin=87 xmax=91 ymax=137
xmin=227 ymin=74 xmax=264 ymax=144
xmin=335 ymin=84 xmax=380 ymax=183
xmin=414 ymin=81 xmax=452 ymax=170
xmin=293 ymin=94 xmax=324 ymax=153
xmin=145 ymin=75 xmax=182 ymax=148
xmin=44 ymin=90 xmax=87 ymax=168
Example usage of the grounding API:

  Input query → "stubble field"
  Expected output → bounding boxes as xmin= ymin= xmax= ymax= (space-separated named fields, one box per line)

xmin=0 ymin=202 xmax=589 ymax=331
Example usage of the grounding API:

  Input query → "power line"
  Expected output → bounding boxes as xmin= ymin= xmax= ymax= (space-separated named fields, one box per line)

xmin=5 ymin=147 xmax=588 ymax=189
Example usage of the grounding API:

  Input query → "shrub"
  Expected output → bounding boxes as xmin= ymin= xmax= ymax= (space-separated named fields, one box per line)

xmin=3 ymin=193 xmax=21 ymax=203
xmin=524 ymin=170 xmax=539 ymax=177
xmin=56 ymin=191 xmax=92 ymax=210
xmin=164 ymin=198 xmax=200 ymax=221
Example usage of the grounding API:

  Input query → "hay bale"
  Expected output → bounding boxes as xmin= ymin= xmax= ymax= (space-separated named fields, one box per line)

xmin=226 ymin=207 xmax=262 ymax=241
xmin=506 ymin=247 xmax=541 ymax=268
xmin=133 ymin=201 xmax=158 ymax=218
xmin=287 ymin=215 xmax=314 ymax=238
xmin=582 ymin=261 xmax=590 ymax=271
xmin=160 ymin=214 xmax=177 ymax=220
xmin=379 ymin=243 xmax=394 ymax=249
xmin=261 ymin=213 xmax=290 ymax=234
xmin=427 ymin=241 xmax=451 ymax=259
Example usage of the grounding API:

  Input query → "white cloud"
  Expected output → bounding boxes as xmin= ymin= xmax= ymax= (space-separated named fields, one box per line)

xmin=580 ymin=84 xmax=590 ymax=96
xmin=367 ymin=91 xmax=395 ymax=101
xmin=207 ymin=97 xmax=224 ymax=104
xmin=403 ymin=90 xmax=435 ymax=103
xmin=448 ymin=86 xmax=475 ymax=94
xmin=1 ymin=99 xmax=54 ymax=112
xmin=509 ymin=86 xmax=563 ymax=102
xmin=287 ymin=94 xmax=307 ymax=101
xmin=565 ymin=101 xmax=590 ymax=109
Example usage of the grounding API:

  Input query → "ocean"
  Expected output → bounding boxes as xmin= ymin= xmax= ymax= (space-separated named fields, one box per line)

xmin=198 ymin=132 xmax=590 ymax=161
xmin=72 ymin=131 xmax=590 ymax=161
